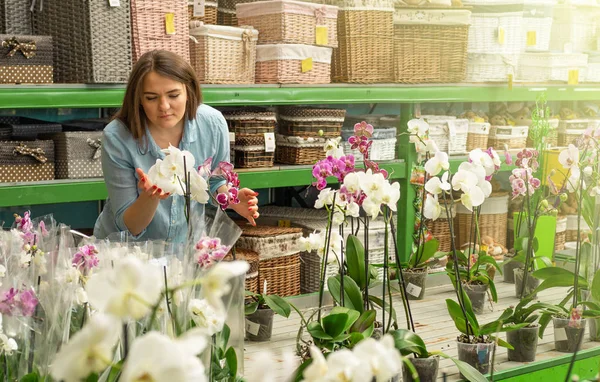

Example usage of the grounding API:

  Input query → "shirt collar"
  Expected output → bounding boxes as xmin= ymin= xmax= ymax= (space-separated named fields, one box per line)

xmin=181 ymin=118 xmax=197 ymax=144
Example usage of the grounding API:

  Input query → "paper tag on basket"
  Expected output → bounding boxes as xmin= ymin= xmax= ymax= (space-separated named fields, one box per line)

xmin=508 ymin=74 xmax=513 ymax=91
xmin=278 ymin=219 xmax=291 ymax=228
xmin=193 ymin=0 xmax=205 ymax=17
xmin=108 ymin=0 xmax=120 ymax=6
xmin=555 ymin=327 xmax=568 ymax=341
xmin=406 ymin=283 xmax=422 ymax=298
xmin=228 ymin=132 xmax=235 ymax=143
xmin=264 ymin=132 xmax=275 ymax=153
xmin=165 ymin=13 xmax=176 ymax=35
xmin=316 ymin=26 xmax=328 ymax=46
xmin=498 ymin=27 xmax=505 ymax=45
xmin=302 ymin=57 xmax=313 ymax=73
xmin=526 ymin=31 xmax=537 ymax=47
xmin=447 ymin=120 xmax=457 ymax=138
xmin=245 ymin=319 xmax=261 ymax=336
xmin=568 ymin=69 xmax=579 ymax=85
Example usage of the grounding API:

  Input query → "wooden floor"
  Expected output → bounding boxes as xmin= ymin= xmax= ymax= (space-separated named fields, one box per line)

xmin=243 ymin=280 xmax=599 ymax=381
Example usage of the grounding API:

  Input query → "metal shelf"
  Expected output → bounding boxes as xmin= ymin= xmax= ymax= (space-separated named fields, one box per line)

xmin=0 ymin=83 xmax=599 ymax=109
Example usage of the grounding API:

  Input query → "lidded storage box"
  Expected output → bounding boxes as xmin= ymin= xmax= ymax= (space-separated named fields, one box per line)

xmin=222 ymin=108 xmax=277 ymax=168
xmin=393 ymin=7 xmax=471 ymax=83
xmin=278 ymin=106 xmax=345 ymax=138
xmin=0 ymin=35 xmax=53 ymax=84
xmin=275 ymin=135 xmax=327 ymax=165
xmin=236 ymin=0 xmax=338 ymax=47
xmin=50 ymin=132 xmax=103 ymax=179
xmin=189 ymin=22 xmax=258 ymax=84
xmin=0 ymin=140 xmax=55 ymax=182
xmin=0 ymin=117 xmax=62 ymax=140
xmin=255 ymin=44 xmax=333 ymax=84
xmin=33 ymin=0 xmax=131 ymax=83
xmin=517 ymin=52 xmax=588 ymax=82
xmin=341 ymin=127 xmax=397 ymax=160
xmin=188 ymin=0 xmax=218 ymax=24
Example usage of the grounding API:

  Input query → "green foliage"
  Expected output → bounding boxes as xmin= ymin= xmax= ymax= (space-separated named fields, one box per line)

xmin=306 ymin=307 xmax=371 ymax=351
xmin=446 ymin=251 xmax=500 ymax=303
xmin=244 ymin=292 xmax=292 ymax=318
xmin=346 ymin=235 xmax=367 ymax=289
xmin=408 ymin=239 xmax=440 ymax=269
xmin=327 ymin=275 xmax=364 ymax=313
xmin=211 ymin=324 xmax=239 ymax=382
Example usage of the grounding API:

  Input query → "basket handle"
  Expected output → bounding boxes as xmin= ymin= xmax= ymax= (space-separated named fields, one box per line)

xmin=87 ymin=138 xmax=102 ymax=160
xmin=13 ymin=143 xmax=47 ymax=163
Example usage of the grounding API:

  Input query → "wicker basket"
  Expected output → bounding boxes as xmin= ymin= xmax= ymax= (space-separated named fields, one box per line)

xmin=258 ymin=253 xmax=301 ymax=296
xmin=49 ymin=132 xmax=103 ymax=179
xmin=0 ymin=35 xmax=53 ymax=84
xmin=525 ymin=118 xmax=559 ymax=147
xmin=331 ymin=0 xmax=394 ymax=83
xmin=555 ymin=216 xmax=567 ymax=251
xmin=466 ymin=53 xmax=518 ymax=82
xmin=255 ymin=44 xmax=332 ymax=84
xmin=456 ymin=192 xmax=509 ymax=248
xmin=234 ymin=135 xmax=275 ymax=168
xmin=0 ymin=117 xmax=62 ymax=140
xmin=558 ymin=120 xmax=595 ymax=146
xmin=464 ymin=1 xmax=524 ymax=54
xmin=393 ymin=7 xmax=470 ymax=83
xmin=131 ymin=0 xmax=189 ymax=63
xmin=426 ymin=204 xmax=456 ymax=253
xmin=550 ymin=4 xmax=600 ymax=53
xmin=188 ymin=0 xmax=218 ymax=23
xmin=517 ymin=52 xmax=588 ymax=82
xmin=488 ymin=125 xmax=528 ymax=151
xmin=583 ymin=52 xmax=600 ymax=83
xmin=566 ymin=214 xmax=591 ymax=242
xmin=189 ymin=22 xmax=258 ymax=84
xmin=0 ymin=140 xmax=55 ymax=183
xmin=341 ymin=126 xmax=397 ymax=141
xmin=522 ymin=0 xmax=555 ymax=51
xmin=217 ymin=8 xmax=238 ymax=26
xmin=300 ymin=249 xmax=339 ymax=293
xmin=342 ymin=137 xmax=396 ymax=161
xmin=422 ymin=116 xmax=469 ymax=155
xmin=224 ymin=247 xmax=260 ymax=293
xmin=275 ymin=134 xmax=326 ymax=165
xmin=0 ymin=1 xmax=32 ymax=34
xmin=237 ymin=0 xmax=338 ymax=48
xmin=278 ymin=106 xmax=345 ymax=138
xmin=466 ymin=122 xmax=490 ymax=151
xmin=32 ymin=0 xmax=131 ymax=83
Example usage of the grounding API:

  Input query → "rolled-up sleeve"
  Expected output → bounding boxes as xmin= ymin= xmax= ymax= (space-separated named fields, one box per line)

xmin=209 ymin=113 xmax=230 ymax=196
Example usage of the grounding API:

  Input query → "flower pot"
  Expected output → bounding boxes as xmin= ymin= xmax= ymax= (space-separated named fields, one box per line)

xmin=507 ymin=325 xmax=539 ymax=362
xmin=402 ymin=355 xmax=440 ymax=382
xmin=589 ymin=318 xmax=600 ymax=342
xmin=457 ymin=341 xmax=495 ymax=376
xmin=402 ymin=269 xmax=428 ymax=301
xmin=503 ymin=255 xmax=522 ymax=284
xmin=552 ymin=317 xmax=587 ymax=353
xmin=463 ymin=283 xmax=488 ymax=314
xmin=245 ymin=308 xmax=274 ymax=342
xmin=514 ymin=268 xmax=539 ymax=299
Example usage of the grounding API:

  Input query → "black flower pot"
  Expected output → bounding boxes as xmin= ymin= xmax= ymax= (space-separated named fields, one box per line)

xmin=245 ymin=308 xmax=274 ymax=342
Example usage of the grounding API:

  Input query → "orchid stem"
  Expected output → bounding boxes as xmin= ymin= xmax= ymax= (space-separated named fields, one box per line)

xmin=390 ymin=216 xmax=415 ymax=332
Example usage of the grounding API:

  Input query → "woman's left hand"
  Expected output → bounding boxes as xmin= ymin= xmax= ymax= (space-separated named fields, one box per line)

xmin=232 ymin=188 xmax=259 ymax=226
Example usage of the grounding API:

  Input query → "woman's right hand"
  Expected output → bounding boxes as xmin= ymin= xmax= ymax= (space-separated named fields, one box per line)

xmin=136 ymin=168 xmax=171 ymax=201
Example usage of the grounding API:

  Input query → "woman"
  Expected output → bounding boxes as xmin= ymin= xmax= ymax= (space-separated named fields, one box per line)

xmin=94 ymin=50 xmax=259 ymax=242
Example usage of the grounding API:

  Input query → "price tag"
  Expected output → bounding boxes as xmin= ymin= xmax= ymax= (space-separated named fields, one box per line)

xmin=568 ymin=69 xmax=579 ymax=85
xmin=108 ymin=0 xmax=120 ymax=6
xmin=165 ymin=13 xmax=176 ymax=35
xmin=508 ymin=74 xmax=513 ymax=91
xmin=498 ymin=27 xmax=505 ymax=45
xmin=245 ymin=319 xmax=261 ymax=336
xmin=228 ymin=132 xmax=235 ymax=143
xmin=278 ymin=219 xmax=291 ymax=228
xmin=301 ymin=57 xmax=313 ymax=73
xmin=264 ymin=132 xmax=275 ymax=153
xmin=406 ymin=283 xmax=422 ymax=298
xmin=555 ymin=327 xmax=568 ymax=341
xmin=193 ymin=0 xmax=205 ymax=17
xmin=526 ymin=31 xmax=536 ymax=46
xmin=316 ymin=26 xmax=328 ymax=46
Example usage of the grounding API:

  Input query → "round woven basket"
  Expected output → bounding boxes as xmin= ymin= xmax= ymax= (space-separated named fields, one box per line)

xmin=456 ymin=192 xmax=509 ymax=248
xmin=425 ymin=202 xmax=455 ymax=253
xmin=259 ymin=253 xmax=301 ymax=297
xmin=225 ymin=247 xmax=259 ymax=274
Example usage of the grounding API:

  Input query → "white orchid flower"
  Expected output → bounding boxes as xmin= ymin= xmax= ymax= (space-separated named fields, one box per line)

xmin=188 ymin=170 xmax=209 ymax=203
xmin=342 ymin=172 xmax=361 ymax=194
xmin=346 ymin=201 xmax=360 ymax=218
xmin=352 ymin=335 xmax=403 ymax=382
xmin=407 ymin=119 xmax=429 ymax=143
xmin=303 ymin=346 xmax=328 ymax=381
xmin=362 ymin=197 xmax=382 ymax=220
xmin=458 ymin=162 xmax=486 ymax=183
xmin=324 ymin=137 xmax=344 ymax=158
xmin=478 ymin=179 xmax=493 ymax=198
xmin=358 ymin=169 xmax=387 ymax=201
xmin=160 ymin=145 xmax=196 ymax=178
xmin=315 ymin=188 xmax=335 ymax=209
xmin=120 ymin=329 xmax=207 ymax=382
xmin=325 ymin=349 xmax=370 ymax=381
xmin=460 ymin=185 xmax=485 ymax=211
xmin=188 ymin=299 xmax=225 ymax=336
xmin=0 ymin=333 xmax=17 ymax=355
xmin=425 ymin=139 xmax=439 ymax=154
xmin=332 ymin=209 xmax=345 ymax=226
xmin=86 ymin=256 xmax=163 ymax=320
xmin=583 ymin=166 xmax=593 ymax=177
xmin=566 ymin=167 xmax=583 ymax=193
xmin=199 ymin=261 xmax=249 ymax=314
xmin=423 ymin=194 xmax=442 ymax=221
xmin=424 ymin=151 xmax=449 ymax=176
xmin=381 ymin=181 xmax=401 ymax=211
xmin=425 ymin=171 xmax=450 ymax=195
xmin=148 ymin=159 xmax=179 ymax=195
xmin=452 ymin=169 xmax=479 ymax=193
xmin=469 ymin=148 xmax=495 ymax=176
xmin=50 ymin=313 xmax=120 ymax=382
xmin=559 ymin=144 xmax=580 ymax=169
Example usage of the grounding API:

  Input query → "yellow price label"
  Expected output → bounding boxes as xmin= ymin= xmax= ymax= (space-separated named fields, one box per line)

xmin=526 ymin=31 xmax=537 ymax=46
xmin=568 ymin=69 xmax=579 ymax=85
xmin=278 ymin=219 xmax=291 ymax=228
xmin=301 ymin=57 xmax=313 ymax=73
xmin=165 ymin=13 xmax=176 ymax=35
xmin=508 ymin=73 xmax=513 ymax=90
xmin=498 ymin=27 xmax=505 ymax=45
xmin=316 ymin=26 xmax=328 ymax=46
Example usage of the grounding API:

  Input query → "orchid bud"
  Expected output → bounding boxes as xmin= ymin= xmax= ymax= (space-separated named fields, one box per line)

xmin=23 ymin=244 xmax=31 ymax=251
xmin=540 ymin=199 xmax=549 ymax=209
xmin=318 ymin=129 xmax=324 ymax=136
xmin=550 ymin=209 xmax=558 ymax=217
xmin=560 ymin=193 xmax=569 ymax=202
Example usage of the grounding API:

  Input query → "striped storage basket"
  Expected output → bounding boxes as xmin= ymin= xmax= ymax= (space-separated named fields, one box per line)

xmin=464 ymin=0 xmax=524 ymax=55
xmin=236 ymin=225 xmax=303 ymax=297
xmin=393 ymin=7 xmax=470 ymax=83
xmin=466 ymin=122 xmax=490 ymax=151
xmin=278 ymin=106 xmax=345 ymax=138
xmin=525 ymin=118 xmax=558 ymax=147
xmin=222 ymin=108 xmax=276 ymax=168
xmin=550 ymin=4 xmax=600 ymax=53
xmin=0 ymin=35 xmax=53 ymax=84
xmin=275 ymin=135 xmax=327 ymax=165
xmin=33 ymin=0 xmax=131 ymax=83
xmin=0 ymin=117 xmax=61 ymax=140
xmin=189 ymin=22 xmax=258 ymax=84
xmin=0 ymin=0 xmax=32 ymax=34
xmin=188 ymin=0 xmax=218 ymax=24
xmin=466 ymin=53 xmax=518 ymax=82
xmin=0 ymin=140 xmax=55 ymax=183
xmin=517 ymin=52 xmax=588 ymax=82
xmin=488 ymin=125 xmax=528 ymax=150
xmin=566 ymin=214 xmax=592 ymax=242
xmin=522 ymin=0 xmax=555 ymax=51
xmin=255 ymin=44 xmax=333 ymax=84
xmin=422 ymin=116 xmax=469 ymax=155
xmin=131 ymin=0 xmax=189 ymax=63
xmin=236 ymin=0 xmax=338 ymax=48
xmin=555 ymin=216 xmax=567 ymax=251
xmin=50 ymin=132 xmax=103 ymax=179
xmin=456 ymin=192 xmax=509 ymax=248
xmin=558 ymin=119 xmax=595 ymax=146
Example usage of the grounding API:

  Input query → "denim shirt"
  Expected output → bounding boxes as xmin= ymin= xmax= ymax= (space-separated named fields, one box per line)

xmin=93 ymin=104 xmax=228 ymax=243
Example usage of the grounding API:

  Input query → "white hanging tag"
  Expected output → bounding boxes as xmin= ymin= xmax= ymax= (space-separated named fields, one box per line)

xmin=245 ymin=319 xmax=260 ymax=336
xmin=264 ymin=132 xmax=276 ymax=153
xmin=108 ymin=0 xmax=121 ymax=6
xmin=193 ymin=0 xmax=205 ymax=17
